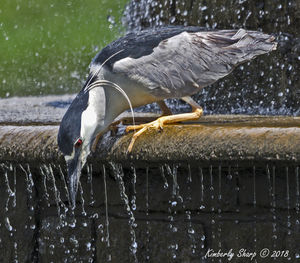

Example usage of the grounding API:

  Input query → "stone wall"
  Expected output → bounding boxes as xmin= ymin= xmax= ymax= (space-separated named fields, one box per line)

xmin=0 ymin=96 xmax=299 ymax=262
xmin=0 ymin=162 xmax=299 ymax=262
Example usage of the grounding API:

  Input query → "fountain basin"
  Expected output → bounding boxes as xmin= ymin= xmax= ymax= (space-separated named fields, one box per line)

xmin=0 ymin=105 xmax=300 ymax=262
xmin=0 ymin=115 xmax=299 ymax=166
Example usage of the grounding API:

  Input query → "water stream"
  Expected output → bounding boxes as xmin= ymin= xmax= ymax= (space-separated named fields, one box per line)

xmin=1 ymin=0 xmax=300 ymax=262
xmin=110 ymin=162 xmax=138 ymax=263
xmin=0 ymin=162 xmax=299 ymax=261
xmin=102 ymin=164 xmax=111 ymax=261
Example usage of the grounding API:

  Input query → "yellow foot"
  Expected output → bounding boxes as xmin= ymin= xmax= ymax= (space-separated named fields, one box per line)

xmin=126 ymin=118 xmax=164 ymax=153
xmin=126 ymin=108 xmax=203 ymax=153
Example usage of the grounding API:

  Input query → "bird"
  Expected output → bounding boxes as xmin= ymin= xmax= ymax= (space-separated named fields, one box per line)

xmin=57 ymin=26 xmax=277 ymax=208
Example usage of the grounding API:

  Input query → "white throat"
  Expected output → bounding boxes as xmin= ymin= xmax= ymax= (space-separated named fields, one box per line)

xmin=80 ymin=86 xmax=106 ymax=155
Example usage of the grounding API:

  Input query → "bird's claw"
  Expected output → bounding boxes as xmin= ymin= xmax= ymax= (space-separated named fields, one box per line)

xmin=126 ymin=119 xmax=164 ymax=153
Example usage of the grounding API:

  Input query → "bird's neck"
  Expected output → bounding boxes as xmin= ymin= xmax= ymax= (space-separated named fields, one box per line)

xmin=85 ymin=85 xmax=127 ymax=139
xmin=102 ymin=85 xmax=132 ymax=127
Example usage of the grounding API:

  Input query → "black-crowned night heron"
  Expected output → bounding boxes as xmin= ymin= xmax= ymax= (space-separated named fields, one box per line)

xmin=57 ymin=26 xmax=276 ymax=207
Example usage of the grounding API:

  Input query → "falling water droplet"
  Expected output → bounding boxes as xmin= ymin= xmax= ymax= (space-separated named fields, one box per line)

xmin=169 ymin=16 xmax=176 ymax=23
xmin=199 ymin=166 xmax=205 ymax=205
xmin=295 ymin=167 xmax=299 ymax=224
xmin=187 ymin=164 xmax=192 ymax=183
xmin=5 ymin=217 xmax=13 ymax=232
xmin=78 ymin=181 xmax=86 ymax=216
xmin=171 ymin=201 xmax=177 ymax=207
xmin=102 ymin=164 xmax=111 ymax=260
xmin=160 ymin=165 xmax=168 ymax=189
xmin=110 ymin=162 xmax=138 ymax=262
xmin=87 ymin=164 xmax=95 ymax=206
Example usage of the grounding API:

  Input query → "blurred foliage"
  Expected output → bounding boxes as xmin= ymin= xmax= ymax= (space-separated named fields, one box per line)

xmin=0 ymin=0 xmax=127 ymax=97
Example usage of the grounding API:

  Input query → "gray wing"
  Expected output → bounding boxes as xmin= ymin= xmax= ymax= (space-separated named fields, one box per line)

xmin=112 ymin=29 xmax=276 ymax=99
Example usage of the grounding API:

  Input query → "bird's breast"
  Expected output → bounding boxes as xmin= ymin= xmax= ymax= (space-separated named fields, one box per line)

xmin=101 ymin=66 xmax=160 ymax=107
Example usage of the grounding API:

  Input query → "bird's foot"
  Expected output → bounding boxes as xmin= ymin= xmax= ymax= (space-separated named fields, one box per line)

xmin=126 ymin=118 xmax=165 ymax=153
xmin=126 ymin=108 xmax=203 ymax=153
xmin=125 ymin=118 xmax=164 ymax=133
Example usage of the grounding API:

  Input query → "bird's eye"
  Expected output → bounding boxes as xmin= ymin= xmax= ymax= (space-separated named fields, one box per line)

xmin=74 ymin=138 xmax=83 ymax=148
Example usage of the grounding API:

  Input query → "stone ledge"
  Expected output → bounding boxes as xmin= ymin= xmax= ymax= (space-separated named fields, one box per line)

xmin=0 ymin=115 xmax=299 ymax=166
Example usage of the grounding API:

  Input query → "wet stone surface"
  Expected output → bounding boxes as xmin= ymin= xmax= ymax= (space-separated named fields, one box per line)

xmin=0 ymin=94 xmax=75 ymax=125
xmin=0 ymin=163 xmax=299 ymax=262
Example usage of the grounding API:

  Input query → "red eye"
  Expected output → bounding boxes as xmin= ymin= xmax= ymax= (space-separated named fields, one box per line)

xmin=74 ymin=138 xmax=83 ymax=148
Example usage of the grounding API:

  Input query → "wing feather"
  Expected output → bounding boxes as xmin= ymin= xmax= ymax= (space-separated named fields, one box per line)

xmin=112 ymin=29 xmax=276 ymax=99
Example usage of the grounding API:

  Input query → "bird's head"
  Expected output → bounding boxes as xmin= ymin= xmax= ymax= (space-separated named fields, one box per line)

xmin=57 ymin=86 xmax=106 ymax=209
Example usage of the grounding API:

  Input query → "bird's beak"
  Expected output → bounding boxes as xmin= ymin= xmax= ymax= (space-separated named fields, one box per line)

xmin=66 ymin=151 xmax=82 ymax=209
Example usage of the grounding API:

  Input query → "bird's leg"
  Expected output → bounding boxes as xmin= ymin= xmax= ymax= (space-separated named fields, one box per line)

xmin=123 ymin=100 xmax=172 ymax=131
xmin=126 ymin=96 xmax=203 ymax=152
xmin=157 ymin=100 xmax=173 ymax=116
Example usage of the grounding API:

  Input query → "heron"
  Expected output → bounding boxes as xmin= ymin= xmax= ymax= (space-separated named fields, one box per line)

xmin=57 ymin=26 xmax=277 ymax=208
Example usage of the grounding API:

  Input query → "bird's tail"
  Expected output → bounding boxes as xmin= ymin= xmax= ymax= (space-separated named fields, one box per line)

xmin=234 ymin=28 xmax=276 ymax=51
xmin=221 ymin=29 xmax=277 ymax=63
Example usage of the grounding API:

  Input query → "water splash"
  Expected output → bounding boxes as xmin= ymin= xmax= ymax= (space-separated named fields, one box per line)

xmin=166 ymin=164 xmax=180 ymax=198
xmin=43 ymin=165 xmax=62 ymax=221
xmin=234 ymin=164 xmax=240 ymax=213
xmin=0 ymin=159 xmax=299 ymax=261
xmin=217 ymin=165 xmax=222 ymax=250
xmin=165 ymin=164 xmax=181 ymax=259
xmin=78 ymin=181 xmax=87 ymax=216
xmin=199 ymin=166 xmax=205 ymax=210
xmin=186 ymin=164 xmax=196 ymax=255
xmin=271 ymin=166 xmax=278 ymax=247
xmin=102 ymin=164 xmax=111 ymax=261
xmin=110 ymin=162 xmax=138 ymax=262
xmin=209 ymin=166 xmax=216 ymax=241
xmin=286 ymin=167 xmax=292 ymax=238
xmin=296 ymin=167 xmax=300 ymax=226
xmin=40 ymin=164 xmax=69 ymax=225
xmin=130 ymin=165 xmax=137 ymax=211
xmin=145 ymin=167 xmax=150 ymax=261
xmin=13 ymin=241 xmax=18 ymax=262
xmin=123 ymin=1 xmax=300 ymax=116
xmin=253 ymin=166 xmax=257 ymax=248
xmin=58 ymin=165 xmax=71 ymax=207
xmin=253 ymin=166 xmax=256 ymax=208
xmin=87 ymin=164 xmax=95 ymax=206
xmin=40 ymin=166 xmax=50 ymax=207
xmin=160 ymin=165 xmax=168 ymax=189
xmin=4 ymin=216 xmax=14 ymax=232
xmin=3 ymin=165 xmax=16 ymax=212
xmin=285 ymin=166 xmax=293 ymax=261
xmin=20 ymin=164 xmax=36 ymax=230
xmin=209 ymin=165 xmax=215 ymax=204
xmin=187 ymin=164 xmax=192 ymax=183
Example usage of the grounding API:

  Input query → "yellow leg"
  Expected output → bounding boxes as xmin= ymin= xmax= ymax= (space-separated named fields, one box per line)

xmin=126 ymin=107 xmax=203 ymax=152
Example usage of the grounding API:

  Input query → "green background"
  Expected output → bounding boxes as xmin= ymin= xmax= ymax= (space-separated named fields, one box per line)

xmin=0 ymin=0 xmax=127 ymax=97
